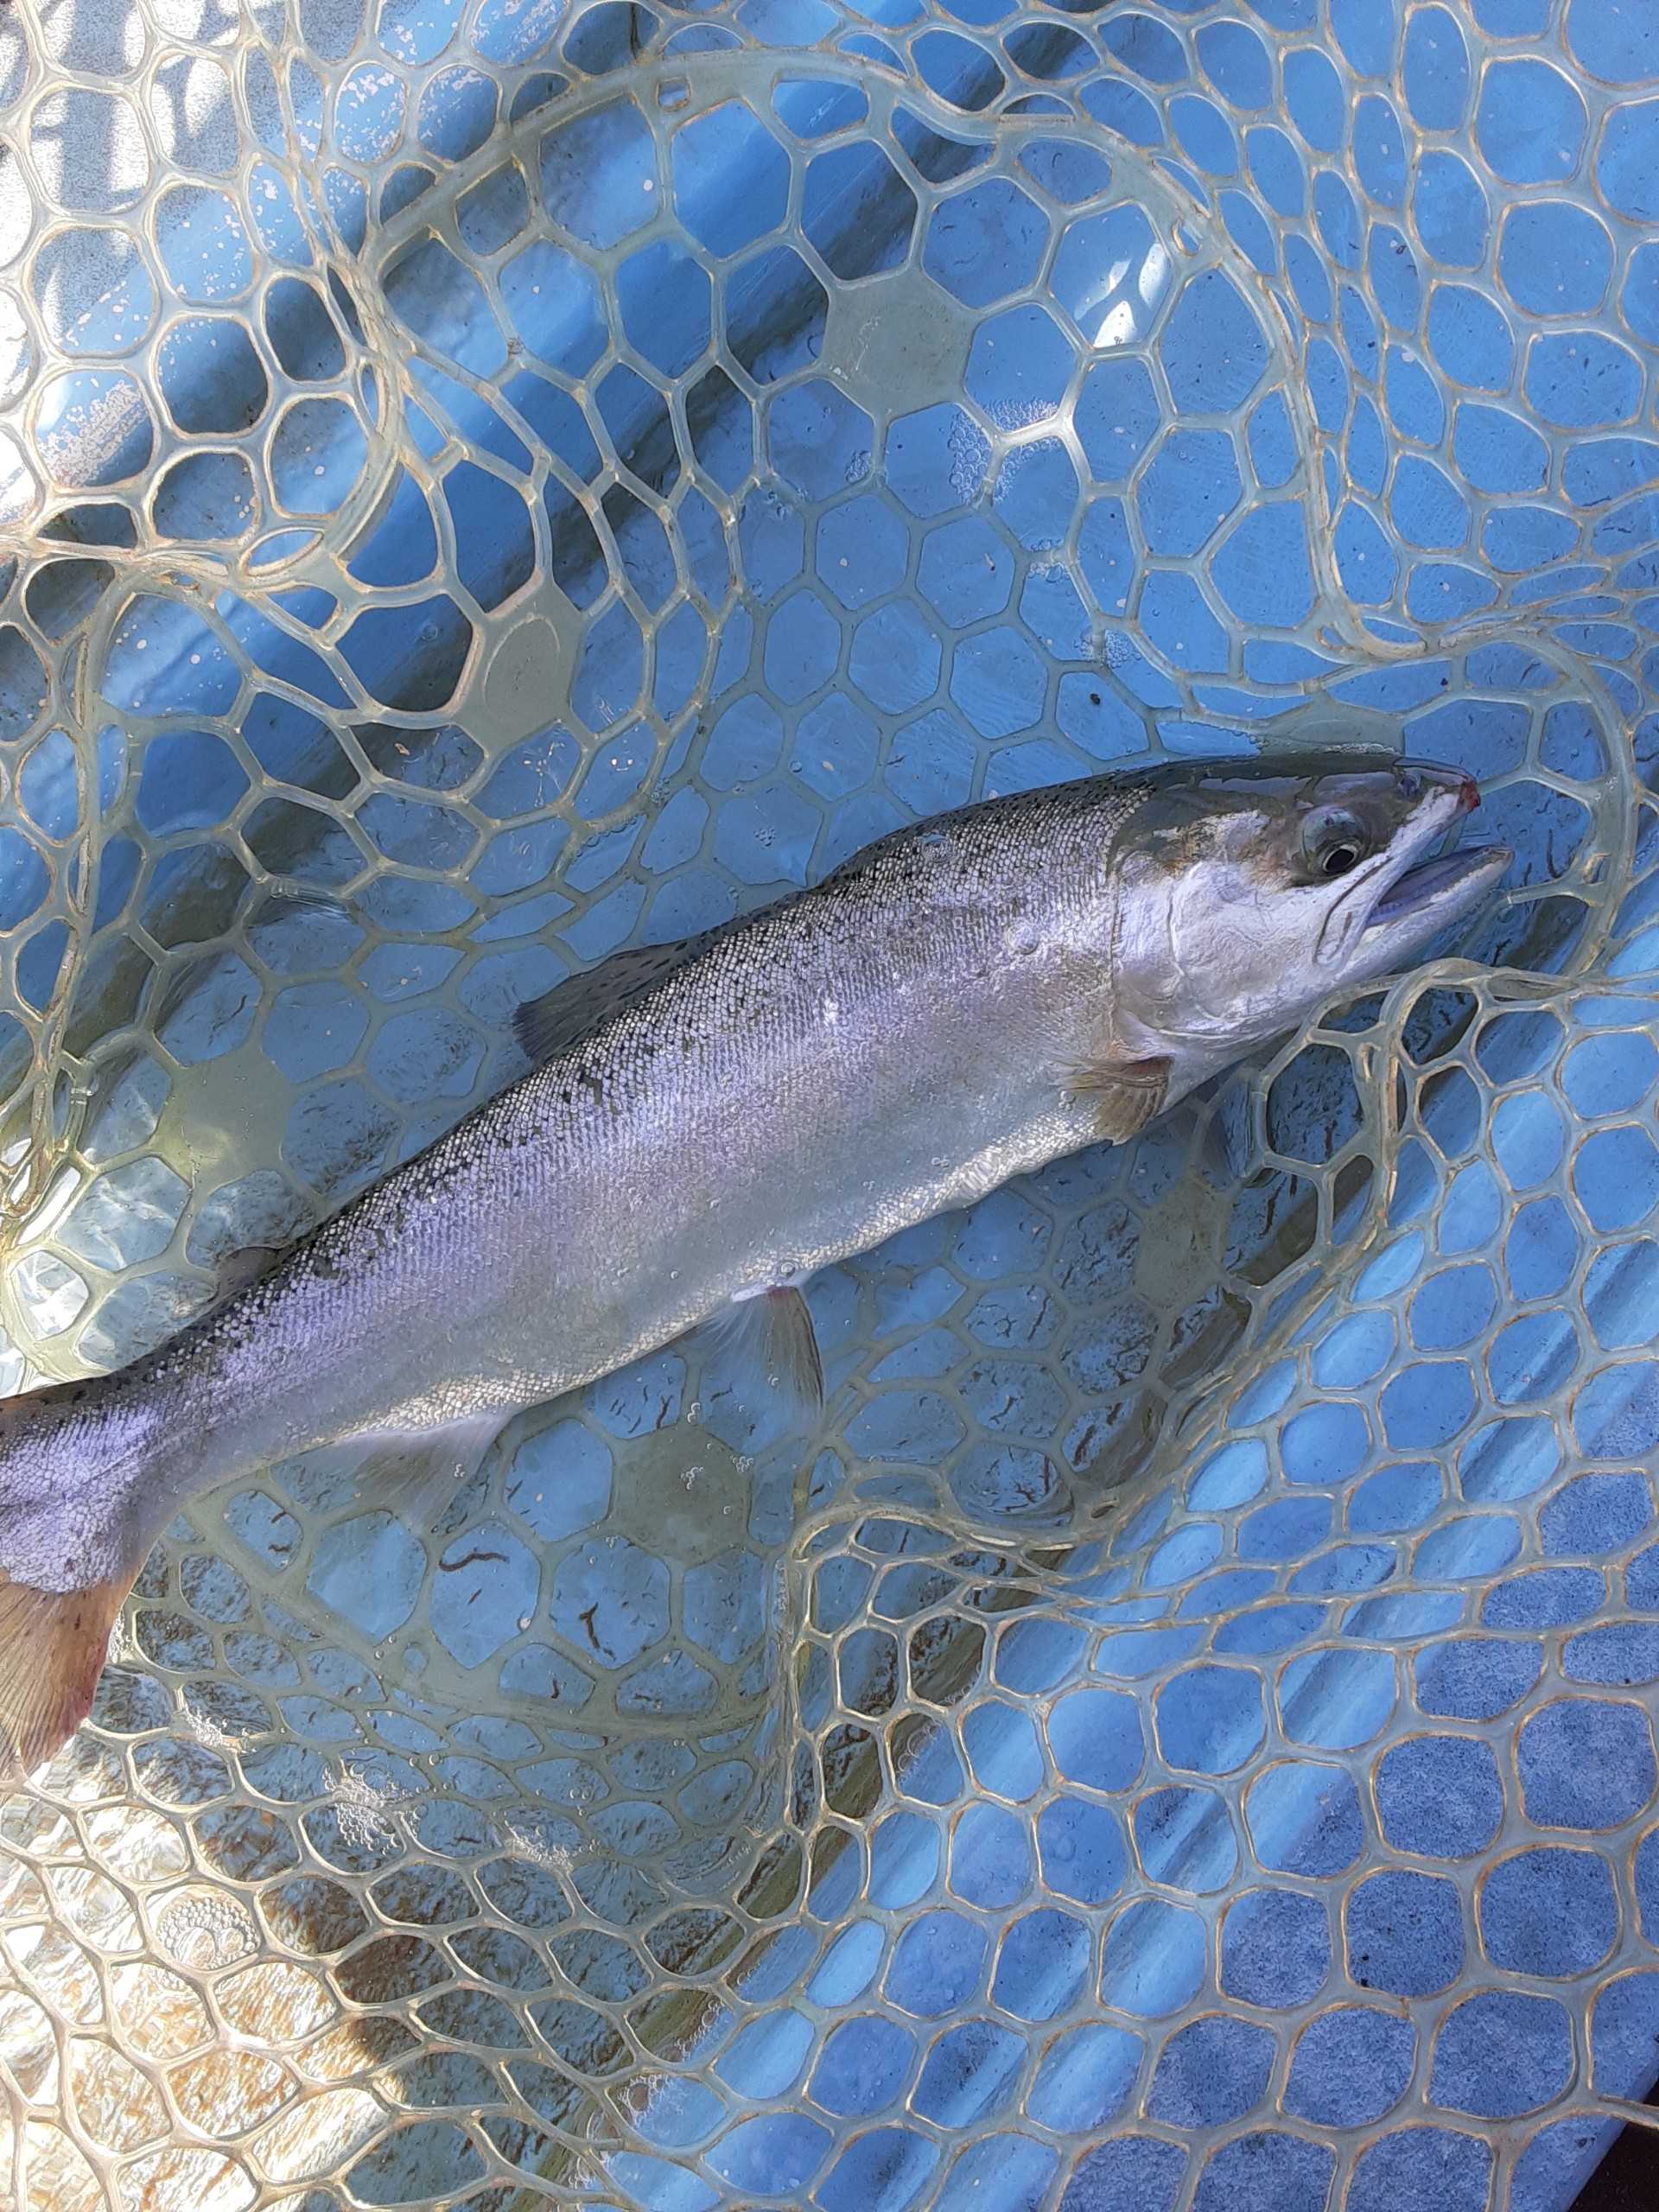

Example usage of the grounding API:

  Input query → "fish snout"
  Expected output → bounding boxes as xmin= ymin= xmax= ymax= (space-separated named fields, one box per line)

xmin=1394 ymin=760 xmax=1480 ymax=814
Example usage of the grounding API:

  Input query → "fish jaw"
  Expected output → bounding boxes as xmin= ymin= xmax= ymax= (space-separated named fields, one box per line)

xmin=1361 ymin=842 xmax=1511 ymax=937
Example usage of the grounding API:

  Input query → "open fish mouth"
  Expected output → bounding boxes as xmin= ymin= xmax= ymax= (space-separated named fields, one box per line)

xmin=1358 ymin=766 xmax=1510 ymax=934
xmin=1366 ymin=842 xmax=1511 ymax=927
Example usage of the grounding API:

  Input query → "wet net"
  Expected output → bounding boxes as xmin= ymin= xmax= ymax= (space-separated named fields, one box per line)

xmin=0 ymin=0 xmax=1656 ymax=2206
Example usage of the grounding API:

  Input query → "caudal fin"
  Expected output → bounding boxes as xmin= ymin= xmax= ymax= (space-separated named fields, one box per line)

xmin=0 ymin=1566 xmax=134 ymax=1788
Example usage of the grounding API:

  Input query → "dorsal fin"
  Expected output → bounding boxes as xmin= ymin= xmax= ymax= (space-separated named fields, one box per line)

xmin=512 ymin=931 xmax=716 ymax=1062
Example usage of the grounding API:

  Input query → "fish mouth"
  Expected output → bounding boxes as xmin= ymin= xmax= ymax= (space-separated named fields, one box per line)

xmin=1344 ymin=763 xmax=1510 ymax=937
xmin=1363 ymin=842 xmax=1512 ymax=930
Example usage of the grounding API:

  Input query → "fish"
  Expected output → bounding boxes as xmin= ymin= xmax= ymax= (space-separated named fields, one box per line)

xmin=0 ymin=752 xmax=1507 ymax=1781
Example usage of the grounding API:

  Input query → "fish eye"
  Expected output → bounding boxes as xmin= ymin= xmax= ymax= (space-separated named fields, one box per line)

xmin=1303 ymin=810 xmax=1368 ymax=880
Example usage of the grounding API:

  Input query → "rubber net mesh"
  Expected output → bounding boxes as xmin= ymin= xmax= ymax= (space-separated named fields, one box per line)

xmin=0 ymin=0 xmax=1656 ymax=2206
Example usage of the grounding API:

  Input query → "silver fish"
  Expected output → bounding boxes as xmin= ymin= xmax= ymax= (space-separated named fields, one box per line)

xmin=0 ymin=753 xmax=1506 ymax=1777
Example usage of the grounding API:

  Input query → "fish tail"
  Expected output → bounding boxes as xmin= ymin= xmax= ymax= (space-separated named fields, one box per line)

xmin=0 ymin=1381 xmax=155 ymax=1788
xmin=0 ymin=1563 xmax=135 ymax=1787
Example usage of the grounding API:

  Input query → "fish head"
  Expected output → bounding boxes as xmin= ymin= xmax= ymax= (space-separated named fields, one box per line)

xmin=1109 ymin=753 xmax=1510 ymax=1055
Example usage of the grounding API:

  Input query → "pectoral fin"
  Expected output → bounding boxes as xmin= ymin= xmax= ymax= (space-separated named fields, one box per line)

xmin=703 ymin=1287 xmax=823 ymax=1427
xmin=1064 ymin=1053 xmax=1172 ymax=1144
xmin=513 ymin=931 xmax=718 ymax=1062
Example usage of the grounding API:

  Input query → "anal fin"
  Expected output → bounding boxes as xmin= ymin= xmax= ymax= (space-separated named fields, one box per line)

xmin=0 ymin=1565 xmax=136 ymax=1789
xmin=1064 ymin=1053 xmax=1172 ymax=1144
xmin=352 ymin=1415 xmax=505 ymax=1534
xmin=705 ymin=1286 xmax=823 ymax=1427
